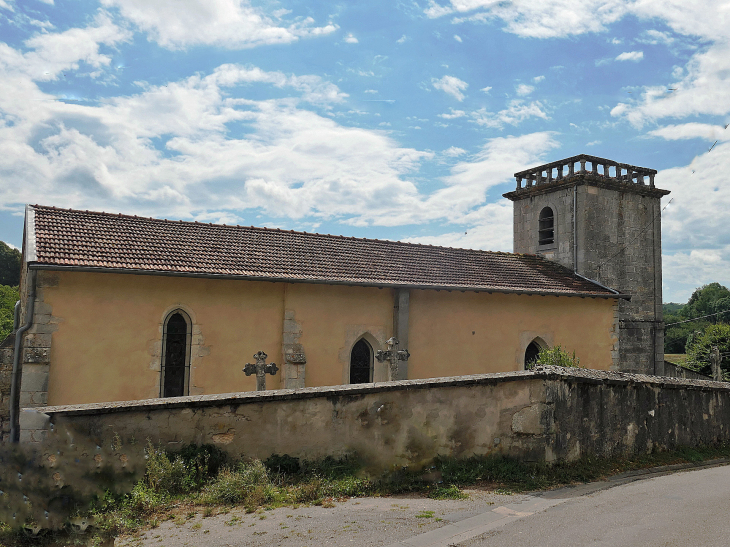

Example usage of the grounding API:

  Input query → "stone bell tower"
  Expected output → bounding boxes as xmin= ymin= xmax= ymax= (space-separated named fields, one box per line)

xmin=503 ymin=154 xmax=670 ymax=376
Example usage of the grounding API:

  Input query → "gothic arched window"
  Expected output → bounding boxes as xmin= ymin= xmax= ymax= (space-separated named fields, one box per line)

xmin=161 ymin=311 xmax=191 ymax=397
xmin=350 ymin=338 xmax=373 ymax=384
xmin=538 ymin=207 xmax=555 ymax=246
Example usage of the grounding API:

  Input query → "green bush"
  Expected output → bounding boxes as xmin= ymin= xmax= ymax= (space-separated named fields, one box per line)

xmin=264 ymin=453 xmax=301 ymax=475
xmin=529 ymin=345 xmax=583 ymax=369
xmin=200 ymin=460 xmax=273 ymax=508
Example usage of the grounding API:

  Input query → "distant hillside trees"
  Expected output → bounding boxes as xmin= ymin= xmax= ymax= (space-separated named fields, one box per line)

xmin=0 ymin=241 xmax=20 ymax=286
xmin=0 ymin=285 xmax=18 ymax=341
xmin=664 ymin=283 xmax=730 ymax=354
xmin=0 ymin=241 xmax=21 ymax=341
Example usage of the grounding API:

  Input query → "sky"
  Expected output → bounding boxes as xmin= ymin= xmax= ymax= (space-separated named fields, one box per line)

xmin=1 ymin=0 xmax=729 ymax=303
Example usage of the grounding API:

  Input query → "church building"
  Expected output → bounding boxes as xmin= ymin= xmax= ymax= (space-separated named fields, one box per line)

xmin=4 ymin=154 xmax=668 ymax=440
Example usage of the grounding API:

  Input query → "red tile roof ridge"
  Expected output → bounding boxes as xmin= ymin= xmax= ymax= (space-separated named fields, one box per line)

xmin=29 ymin=203 xmax=519 ymax=256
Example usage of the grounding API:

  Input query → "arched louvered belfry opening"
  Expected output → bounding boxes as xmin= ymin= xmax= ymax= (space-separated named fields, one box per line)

xmin=161 ymin=310 xmax=192 ymax=397
xmin=350 ymin=338 xmax=373 ymax=384
xmin=538 ymin=207 xmax=555 ymax=245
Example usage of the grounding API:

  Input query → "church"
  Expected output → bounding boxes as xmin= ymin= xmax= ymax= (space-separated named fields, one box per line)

xmin=5 ymin=154 xmax=668 ymax=430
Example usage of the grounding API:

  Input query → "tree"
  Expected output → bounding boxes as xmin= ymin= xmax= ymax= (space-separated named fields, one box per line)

xmin=0 ymin=241 xmax=21 ymax=286
xmin=0 ymin=284 xmax=19 ymax=342
xmin=685 ymin=323 xmax=730 ymax=379
xmin=681 ymin=283 xmax=730 ymax=321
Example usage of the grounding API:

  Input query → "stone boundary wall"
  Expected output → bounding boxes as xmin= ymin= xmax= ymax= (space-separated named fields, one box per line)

xmin=0 ymin=334 xmax=14 ymax=442
xmin=663 ymin=360 xmax=711 ymax=381
xmin=17 ymin=367 xmax=730 ymax=471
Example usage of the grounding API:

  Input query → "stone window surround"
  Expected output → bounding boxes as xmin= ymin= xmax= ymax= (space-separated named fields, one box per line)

xmin=159 ymin=308 xmax=193 ymax=398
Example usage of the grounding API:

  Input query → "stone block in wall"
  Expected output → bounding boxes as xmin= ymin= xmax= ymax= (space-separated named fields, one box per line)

xmin=24 ymin=333 xmax=52 ymax=349
xmin=21 ymin=364 xmax=50 ymax=392
xmin=19 ymin=391 xmax=48 ymax=407
xmin=23 ymin=347 xmax=50 ymax=364
xmin=0 ymin=348 xmax=13 ymax=366
xmin=0 ymin=371 xmax=10 ymax=394
xmin=19 ymin=407 xmax=51 ymax=430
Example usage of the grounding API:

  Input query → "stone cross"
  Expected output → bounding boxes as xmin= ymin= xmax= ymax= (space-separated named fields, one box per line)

xmin=243 ymin=351 xmax=279 ymax=391
xmin=376 ymin=337 xmax=410 ymax=381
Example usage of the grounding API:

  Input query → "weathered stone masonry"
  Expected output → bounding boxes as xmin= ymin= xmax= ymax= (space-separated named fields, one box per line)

xmin=505 ymin=155 xmax=670 ymax=376
xmin=19 ymin=367 xmax=730 ymax=471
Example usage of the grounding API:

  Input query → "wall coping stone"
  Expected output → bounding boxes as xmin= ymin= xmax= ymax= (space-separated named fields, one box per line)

xmin=38 ymin=367 xmax=730 ymax=418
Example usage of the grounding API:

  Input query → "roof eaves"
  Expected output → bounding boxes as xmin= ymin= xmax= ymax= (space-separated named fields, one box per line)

xmin=28 ymin=263 xmax=625 ymax=299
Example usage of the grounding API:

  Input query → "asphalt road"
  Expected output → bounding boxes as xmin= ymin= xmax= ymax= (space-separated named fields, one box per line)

xmin=459 ymin=463 xmax=730 ymax=547
xmin=115 ymin=461 xmax=730 ymax=547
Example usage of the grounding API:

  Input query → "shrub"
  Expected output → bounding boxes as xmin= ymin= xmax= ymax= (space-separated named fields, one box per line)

xmin=200 ymin=460 xmax=273 ymax=508
xmin=264 ymin=453 xmax=301 ymax=475
xmin=530 ymin=345 xmax=583 ymax=369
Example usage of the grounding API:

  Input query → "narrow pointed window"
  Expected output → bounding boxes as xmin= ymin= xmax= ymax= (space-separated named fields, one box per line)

xmin=538 ymin=207 xmax=554 ymax=245
xmin=161 ymin=311 xmax=191 ymax=397
xmin=350 ymin=339 xmax=373 ymax=384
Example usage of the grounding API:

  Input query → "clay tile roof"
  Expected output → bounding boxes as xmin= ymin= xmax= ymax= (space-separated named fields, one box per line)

xmin=27 ymin=205 xmax=618 ymax=297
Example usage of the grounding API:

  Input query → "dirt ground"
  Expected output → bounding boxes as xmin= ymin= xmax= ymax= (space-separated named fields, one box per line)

xmin=114 ymin=488 xmax=529 ymax=547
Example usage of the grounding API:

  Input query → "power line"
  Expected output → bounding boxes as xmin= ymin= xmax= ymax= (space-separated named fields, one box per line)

xmin=665 ymin=309 xmax=730 ymax=327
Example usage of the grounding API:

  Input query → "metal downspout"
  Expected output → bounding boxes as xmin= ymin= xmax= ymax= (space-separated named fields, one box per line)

xmin=10 ymin=269 xmax=36 ymax=443
xmin=13 ymin=300 xmax=20 ymax=330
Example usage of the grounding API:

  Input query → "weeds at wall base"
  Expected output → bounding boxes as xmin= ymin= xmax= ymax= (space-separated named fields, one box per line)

xmin=3 ymin=443 xmax=730 ymax=546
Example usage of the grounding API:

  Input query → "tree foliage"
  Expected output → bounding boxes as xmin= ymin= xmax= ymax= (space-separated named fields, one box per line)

xmin=685 ymin=323 xmax=730 ymax=379
xmin=681 ymin=283 xmax=730 ymax=321
xmin=0 ymin=284 xmax=19 ymax=342
xmin=664 ymin=283 xmax=730 ymax=354
xmin=0 ymin=241 xmax=21 ymax=286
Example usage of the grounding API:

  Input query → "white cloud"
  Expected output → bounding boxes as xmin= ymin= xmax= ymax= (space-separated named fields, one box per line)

xmin=396 ymin=34 xmax=407 ymax=43
xmin=615 ymin=51 xmax=644 ymax=62
xmin=533 ymin=75 xmax=545 ymax=83
xmin=432 ymin=75 xmax=468 ymax=101
xmin=100 ymin=0 xmax=337 ymax=49
xmin=454 ymin=34 xmax=462 ymax=42
xmin=471 ymin=100 xmax=549 ymax=129
xmin=639 ymin=29 xmax=674 ymax=45
xmin=344 ymin=33 xmax=358 ymax=43
xmin=515 ymin=83 xmax=534 ymax=96
xmin=0 ymin=11 xmax=131 ymax=82
xmin=648 ymin=123 xmax=730 ymax=142
xmin=438 ymin=108 xmax=466 ymax=119
xmin=364 ymin=89 xmax=378 ymax=94
xmin=480 ymin=86 xmax=492 ymax=93
xmin=429 ymin=0 xmax=628 ymax=39
xmin=612 ymin=42 xmax=730 ymax=127
xmin=442 ymin=146 xmax=466 ymax=157
xmin=586 ymin=140 xmax=601 ymax=146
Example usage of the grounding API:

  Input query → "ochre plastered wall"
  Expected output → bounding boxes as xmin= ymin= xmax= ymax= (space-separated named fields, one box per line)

xmin=408 ymin=289 xmax=616 ymax=376
xmin=35 ymin=270 xmax=617 ymax=406
xmin=44 ymin=272 xmax=286 ymax=405
xmin=282 ymin=283 xmax=393 ymax=387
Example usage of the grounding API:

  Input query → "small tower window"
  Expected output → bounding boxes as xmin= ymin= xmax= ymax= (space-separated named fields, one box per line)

xmin=538 ymin=207 xmax=554 ymax=246
xmin=350 ymin=338 xmax=373 ymax=384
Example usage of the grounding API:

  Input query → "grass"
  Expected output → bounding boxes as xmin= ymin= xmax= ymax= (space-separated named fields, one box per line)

xmin=3 ymin=442 xmax=730 ymax=546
